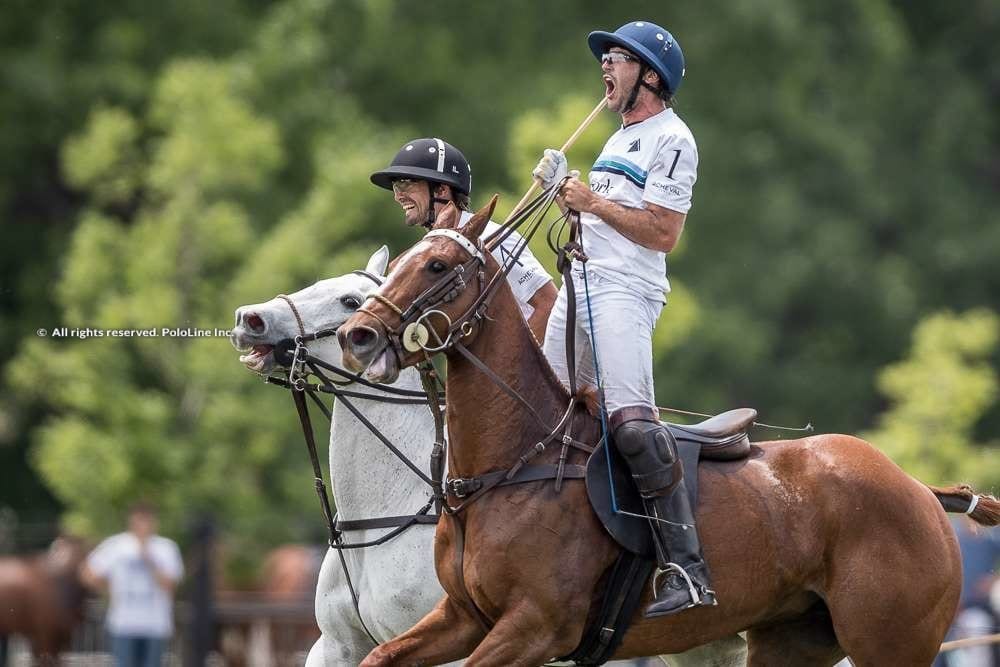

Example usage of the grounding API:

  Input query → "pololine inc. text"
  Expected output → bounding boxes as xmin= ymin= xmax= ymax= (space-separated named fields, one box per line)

xmin=41 ymin=327 xmax=232 ymax=339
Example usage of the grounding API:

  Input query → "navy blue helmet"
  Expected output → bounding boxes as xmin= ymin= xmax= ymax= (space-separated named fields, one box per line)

xmin=588 ymin=21 xmax=685 ymax=96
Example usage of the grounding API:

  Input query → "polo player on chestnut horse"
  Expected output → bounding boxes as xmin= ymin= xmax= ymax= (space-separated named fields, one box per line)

xmin=339 ymin=198 xmax=1000 ymax=667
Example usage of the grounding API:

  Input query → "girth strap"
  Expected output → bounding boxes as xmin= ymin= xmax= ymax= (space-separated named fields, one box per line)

xmin=447 ymin=463 xmax=587 ymax=500
xmin=448 ymin=513 xmax=493 ymax=634
xmin=334 ymin=540 xmax=380 ymax=647
xmin=444 ymin=462 xmax=589 ymax=636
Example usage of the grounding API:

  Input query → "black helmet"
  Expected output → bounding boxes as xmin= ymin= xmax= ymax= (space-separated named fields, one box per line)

xmin=370 ymin=138 xmax=472 ymax=195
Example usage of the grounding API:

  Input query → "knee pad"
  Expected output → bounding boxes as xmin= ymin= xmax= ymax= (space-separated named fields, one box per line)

xmin=613 ymin=419 xmax=680 ymax=496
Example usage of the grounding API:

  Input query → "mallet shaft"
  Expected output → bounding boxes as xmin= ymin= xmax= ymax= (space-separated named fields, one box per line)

xmin=502 ymin=96 xmax=609 ymax=224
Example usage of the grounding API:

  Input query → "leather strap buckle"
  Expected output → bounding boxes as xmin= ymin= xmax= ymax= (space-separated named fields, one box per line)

xmin=447 ymin=477 xmax=482 ymax=498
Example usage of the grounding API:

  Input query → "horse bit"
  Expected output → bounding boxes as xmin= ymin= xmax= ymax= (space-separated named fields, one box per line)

xmin=264 ymin=270 xmax=447 ymax=645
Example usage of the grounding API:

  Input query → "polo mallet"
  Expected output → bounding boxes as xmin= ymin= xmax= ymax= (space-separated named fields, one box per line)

xmin=500 ymin=95 xmax=609 ymax=226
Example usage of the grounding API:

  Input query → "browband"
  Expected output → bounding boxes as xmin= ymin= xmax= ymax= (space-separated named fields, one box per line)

xmin=352 ymin=269 xmax=384 ymax=286
xmin=425 ymin=229 xmax=485 ymax=263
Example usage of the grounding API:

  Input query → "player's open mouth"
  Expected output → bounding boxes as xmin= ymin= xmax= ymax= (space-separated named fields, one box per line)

xmin=603 ymin=75 xmax=616 ymax=99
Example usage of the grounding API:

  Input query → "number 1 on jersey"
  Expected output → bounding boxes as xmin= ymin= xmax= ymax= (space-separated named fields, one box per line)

xmin=666 ymin=149 xmax=682 ymax=180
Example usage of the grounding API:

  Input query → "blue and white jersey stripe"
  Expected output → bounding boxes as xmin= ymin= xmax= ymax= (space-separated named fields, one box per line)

xmin=591 ymin=157 xmax=648 ymax=189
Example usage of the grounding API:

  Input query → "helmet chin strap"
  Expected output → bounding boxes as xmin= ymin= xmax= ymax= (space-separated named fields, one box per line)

xmin=423 ymin=181 xmax=453 ymax=229
xmin=622 ymin=63 xmax=665 ymax=115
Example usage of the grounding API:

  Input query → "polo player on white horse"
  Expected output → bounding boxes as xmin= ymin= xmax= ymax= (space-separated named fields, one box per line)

xmin=370 ymin=137 xmax=557 ymax=342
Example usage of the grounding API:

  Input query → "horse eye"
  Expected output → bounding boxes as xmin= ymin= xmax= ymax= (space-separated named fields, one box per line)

xmin=427 ymin=260 xmax=447 ymax=274
xmin=340 ymin=295 xmax=362 ymax=310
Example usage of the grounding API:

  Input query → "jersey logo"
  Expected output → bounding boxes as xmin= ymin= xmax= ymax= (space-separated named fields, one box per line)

xmin=498 ymin=244 xmax=524 ymax=268
xmin=627 ymin=139 xmax=641 ymax=153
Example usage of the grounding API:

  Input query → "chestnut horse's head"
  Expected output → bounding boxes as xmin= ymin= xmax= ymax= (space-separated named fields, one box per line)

xmin=339 ymin=196 xmax=499 ymax=383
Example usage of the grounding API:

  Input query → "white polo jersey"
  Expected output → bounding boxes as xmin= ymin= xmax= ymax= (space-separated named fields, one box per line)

xmin=581 ymin=107 xmax=698 ymax=300
xmin=457 ymin=211 xmax=553 ymax=319
xmin=86 ymin=532 xmax=184 ymax=638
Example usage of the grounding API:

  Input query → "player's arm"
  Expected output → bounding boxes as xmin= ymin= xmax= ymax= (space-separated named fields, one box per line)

xmin=559 ymin=178 xmax=685 ymax=253
xmin=526 ymin=282 xmax=557 ymax=342
xmin=144 ymin=557 xmax=180 ymax=593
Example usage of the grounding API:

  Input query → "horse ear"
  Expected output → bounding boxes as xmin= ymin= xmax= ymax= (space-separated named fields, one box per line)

xmin=365 ymin=245 xmax=390 ymax=277
xmin=432 ymin=203 xmax=461 ymax=230
xmin=460 ymin=194 xmax=498 ymax=242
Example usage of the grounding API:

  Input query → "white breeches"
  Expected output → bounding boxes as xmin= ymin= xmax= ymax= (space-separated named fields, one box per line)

xmin=542 ymin=268 xmax=664 ymax=415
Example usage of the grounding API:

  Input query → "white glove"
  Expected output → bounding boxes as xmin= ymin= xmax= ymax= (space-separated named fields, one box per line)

xmin=532 ymin=148 xmax=568 ymax=189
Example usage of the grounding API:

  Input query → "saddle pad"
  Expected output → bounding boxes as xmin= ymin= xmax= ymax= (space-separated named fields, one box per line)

xmin=585 ymin=439 xmax=700 ymax=558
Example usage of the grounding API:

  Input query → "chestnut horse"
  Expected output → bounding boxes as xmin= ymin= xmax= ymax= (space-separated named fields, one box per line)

xmin=339 ymin=198 xmax=1000 ymax=667
xmin=0 ymin=536 xmax=89 ymax=666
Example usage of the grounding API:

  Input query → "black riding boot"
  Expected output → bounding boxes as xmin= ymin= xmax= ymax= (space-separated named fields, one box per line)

xmin=642 ymin=481 xmax=717 ymax=617
xmin=612 ymin=409 xmax=717 ymax=618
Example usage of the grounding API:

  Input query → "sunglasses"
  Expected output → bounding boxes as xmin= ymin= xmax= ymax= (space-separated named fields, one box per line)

xmin=391 ymin=178 xmax=421 ymax=193
xmin=601 ymin=51 xmax=638 ymax=66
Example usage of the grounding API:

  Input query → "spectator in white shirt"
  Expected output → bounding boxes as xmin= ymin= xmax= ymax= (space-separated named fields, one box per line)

xmin=81 ymin=502 xmax=183 ymax=667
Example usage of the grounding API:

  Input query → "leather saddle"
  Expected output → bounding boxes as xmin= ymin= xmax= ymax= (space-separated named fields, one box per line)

xmin=586 ymin=408 xmax=757 ymax=557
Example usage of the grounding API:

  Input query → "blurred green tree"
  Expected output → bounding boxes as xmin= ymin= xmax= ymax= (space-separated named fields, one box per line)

xmin=0 ymin=0 xmax=272 ymax=534
xmin=6 ymin=53 xmax=402 ymax=553
xmin=863 ymin=310 xmax=1000 ymax=489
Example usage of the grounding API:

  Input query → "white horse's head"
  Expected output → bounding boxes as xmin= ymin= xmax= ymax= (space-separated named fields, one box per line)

xmin=231 ymin=246 xmax=390 ymax=374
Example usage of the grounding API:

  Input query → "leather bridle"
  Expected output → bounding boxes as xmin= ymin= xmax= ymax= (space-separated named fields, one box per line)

xmin=349 ymin=184 xmax=601 ymax=632
xmin=263 ymin=270 xmax=447 ymax=646
xmin=357 ymin=228 xmax=492 ymax=360
xmin=355 ymin=184 xmax=600 ymax=503
xmin=269 ymin=271 xmax=448 ymax=541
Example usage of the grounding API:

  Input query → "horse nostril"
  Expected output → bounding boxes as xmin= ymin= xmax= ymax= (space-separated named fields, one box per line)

xmin=244 ymin=313 xmax=265 ymax=333
xmin=350 ymin=327 xmax=376 ymax=349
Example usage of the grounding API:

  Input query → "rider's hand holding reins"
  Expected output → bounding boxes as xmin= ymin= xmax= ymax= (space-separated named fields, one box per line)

xmin=558 ymin=170 xmax=599 ymax=213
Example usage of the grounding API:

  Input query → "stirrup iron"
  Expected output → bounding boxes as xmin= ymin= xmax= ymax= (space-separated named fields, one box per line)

xmin=652 ymin=562 xmax=701 ymax=607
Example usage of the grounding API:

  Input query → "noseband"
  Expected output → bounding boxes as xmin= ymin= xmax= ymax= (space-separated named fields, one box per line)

xmin=358 ymin=229 xmax=495 ymax=355
xmin=265 ymin=270 xmax=448 ymax=550
xmin=269 ymin=269 xmax=384 ymax=374
xmin=265 ymin=270 xmax=449 ymax=647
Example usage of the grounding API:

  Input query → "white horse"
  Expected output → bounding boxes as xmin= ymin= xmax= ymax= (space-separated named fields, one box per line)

xmin=232 ymin=246 xmax=745 ymax=667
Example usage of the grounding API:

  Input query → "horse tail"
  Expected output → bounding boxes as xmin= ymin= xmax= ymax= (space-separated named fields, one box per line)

xmin=928 ymin=484 xmax=1000 ymax=526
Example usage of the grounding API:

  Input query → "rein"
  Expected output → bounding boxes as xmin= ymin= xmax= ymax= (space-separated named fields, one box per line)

xmin=265 ymin=271 xmax=448 ymax=646
xmin=359 ymin=184 xmax=599 ymax=515
xmin=354 ymin=183 xmax=603 ymax=630
xmin=271 ymin=279 xmax=448 ymax=546
xmin=358 ymin=187 xmax=561 ymax=360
